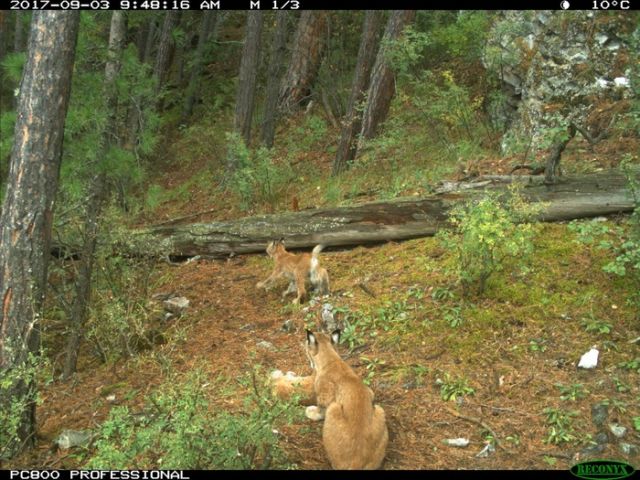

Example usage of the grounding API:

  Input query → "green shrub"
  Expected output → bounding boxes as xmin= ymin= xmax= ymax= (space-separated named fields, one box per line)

xmin=436 ymin=372 xmax=475 ymax=402
xmin=0 ymin=351 xmax=43 ymax=460
xmin=437 ymin=187 xmax=541 ymax=297
xmin=226 ymin=132 xmax=294 ymax=212
xmin=86 ymin=369 xmax=299 ymax=469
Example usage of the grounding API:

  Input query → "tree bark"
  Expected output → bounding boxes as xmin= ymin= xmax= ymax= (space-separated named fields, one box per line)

xmin=261 ymin=11 xmax=290 ymax=148
xmin=0 ymin=11 xmax=79 ymax=459
xmin=359 ymin=10 xmax=416 ymax=142
xmin=14 ymin=12 xmax=25 ymax=53
xmin=278 ymin=11 xmax=327 ymax=113
xmin=332 ymin=11 xmax=384 ymax=176
xmin=544 ymin=124 xmax=577 ymax=184
xmin=153 ymin=11 xmax=180 ymax=95
xmin=129 ymin=168 xmax=640 ymax=259
xmin=181 ymin=11 xmax=216 ymax=123
xmin=62 ymin=12 xmax=127 ymax=380
xmin=143 ymin=16 xmax=158 ymax=64
xmin=0 ymin=12 xmax=8 ymax=62
xmin=234 ymin=11 xmax=264 ymax=146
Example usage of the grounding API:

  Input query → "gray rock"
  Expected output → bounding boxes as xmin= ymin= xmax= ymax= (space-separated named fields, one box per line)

xmin=476 ymin=443 xmax=496 ymax=458
xmin=281 ymin=319 xmax=295 ymax=333
xmin=55 ymin=429 xmax=93 ymax=450
xmin=321 ymin=304 xmax=338 ymax=332
xmin=619 ymin=443 xmax=639 ymax=455
xmin=594 ymin=432 xmax=609 ymax=446
xmin=591 ymin=403 xmax=609 ymax=429
xmin=581 ymin=443 xmax=606 ymax=457
xmin=256 ymin=340 xmax=276 ymax=352
xmin=163 ymin=296 xmax=189 ymax=315
xmin=609 ymin=423 xmax=627 ymax=439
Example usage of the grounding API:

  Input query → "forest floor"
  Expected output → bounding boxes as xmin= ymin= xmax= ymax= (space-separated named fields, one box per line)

xmin=4 ymin=111 xmax=640 ymax=471
xmin=6 ymin=221 xmax=640 ymax=470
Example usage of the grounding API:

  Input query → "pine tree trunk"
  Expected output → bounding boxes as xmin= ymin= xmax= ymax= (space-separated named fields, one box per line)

xmin=181 ymin=11 xmax=216 ymax=123
xmin=359 ymin=10 xmax=416 ymax=142
xmin=143 ymin=16 xmax=157 ymax=64
xmin=62 ymin=12 xmax=127 ymax=380
xmin=233 ymin=11 xmax=264 ymax=146
xmin=278 ymin=11 xmax=328 ymax=112
xmin=153 ymin=11 xmax=180 ymax=95
xmin=0 ymin=12 xmax=8 ymax=62
xmin=14 ymin=13 xmax=25 ymax=53
xmin=332 ymin=11 xmax=384 ymax=176
xmin=0 ymin=11 xmax=79 ymax=459
xmin=261 ymin=11 xmax=290 ymax=148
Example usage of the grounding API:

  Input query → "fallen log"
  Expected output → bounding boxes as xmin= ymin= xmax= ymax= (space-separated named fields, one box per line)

xmin=128 ymin=168 xmax=639 ymax=258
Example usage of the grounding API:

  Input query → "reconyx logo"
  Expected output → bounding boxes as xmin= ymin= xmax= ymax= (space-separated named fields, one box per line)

xmin=570 ymin=460 xmax=636 ymax=480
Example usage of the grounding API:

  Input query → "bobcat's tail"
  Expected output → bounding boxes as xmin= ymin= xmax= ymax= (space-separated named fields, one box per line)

xmin=311 ymin=244 xmax=325 ymax=271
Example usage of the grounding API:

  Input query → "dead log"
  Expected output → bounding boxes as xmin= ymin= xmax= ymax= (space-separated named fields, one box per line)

xmin=129 ymin=168 xmax=639 ymax=258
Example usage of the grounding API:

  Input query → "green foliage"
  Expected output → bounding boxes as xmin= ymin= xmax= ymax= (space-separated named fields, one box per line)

xmin=528 ymin=338 xmax=547 ymax=353
xmin=226 ymin=132 xmax=294 ymax=212
xmin=543 ymin=407 xmax=578 ymax=445
xmin=436 ymin=372 xmax=475 ymax=402
xmin=429 ymin=11 xmax=490 ymax=62
xmin=360 ymin=357 xmax=386 ymax=386
xmin=384 ymin=25 xmax=431 ymax=79
xmin=0 ymin=52 xmax=27 ymax=87
xmin=633 ymin=417 xmax=640 ymax=432
xmin=410 ymin=70 xmax=486 ymax=147
xmin=555 ymin=383 xmax=587 ymax=402
xmin=76 ymin=208 xmax=165 ymax=363
xmin=617 ymin=357 xmax=640 ymax=373
xmin=0 ymin=351 xmax=43 ymax=460
xmin=569 ymin=164 xmax=640 ymax=313
xmin=86 ymin=368 xmax=299 ymax=469
xmin=580 ymin=315 xmax=613 ymax=335
xmin=437 ymin=187 xmax=541 ymax=297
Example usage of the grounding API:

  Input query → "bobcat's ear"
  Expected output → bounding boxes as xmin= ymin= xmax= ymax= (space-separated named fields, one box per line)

xmin=306 ymin=330 xmax=317 ymax=346
xmin=279 ymin=237 xmax=285 ymax=245
xmin=330 ymin=329 xmax=341 ymax=346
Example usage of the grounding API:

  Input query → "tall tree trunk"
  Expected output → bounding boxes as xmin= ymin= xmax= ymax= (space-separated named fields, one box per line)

xmin=14 ymin=13 xmax=25 ymax=53
xmin=143 ymin=16 xmax=157 ymax=64
xmin=233 ymin=11 xmax=264 ymax=146
xmin=278 ymin=11 xmax=327 ymax=113
xmin=0 ymin=11 xmax=79 ymax=459
xmin=359 ymin=10 xmax=415 ymax=142
xmin=332 ymin=11 xmax=384 ymax=176
xmin=181 ymin=11 xmax=216 ymax=123
xmin=153 ymin=11 xmax=180 ymax=95
xmin=62 ymin=12 xmax=127 ymax=380
xmin=0 ymin=12 xmax=8 ymax=62
xmin=261 ymin=11 xmax=290 ymax=148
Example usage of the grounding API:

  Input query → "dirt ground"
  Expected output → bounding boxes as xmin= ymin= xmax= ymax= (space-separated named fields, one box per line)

xmin=5 ymin=229 xmax=640 ymax=470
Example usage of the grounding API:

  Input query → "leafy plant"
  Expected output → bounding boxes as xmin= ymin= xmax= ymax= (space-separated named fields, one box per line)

xmin=580 ymin=315 xmax=613 ymax=335
xmin=543 ymin=407 xmax=578 ymax=445
xmin=443 ymin=305 xmax=464 ymax=328
xmin=360 ymin=357 xmax=386 ymax=386
xmin=0 ymin=351 xmax=44 ymax=460
xmin=437 ymin=187 xmax=541 ymax=297
xmin=226 ymin=132 xmax=294 ymax=212
xmin=436 ymin=372 xmax=475 ymax=402
xmin=528 ymin=338 xmax=547 ymax=353
xmin=555 ymin=383 xmax=587 ymax=402
xmin=86 ymin=368 xmax=299 ymax=469
xmin=617 ymin=357 xmax=640 ymax=373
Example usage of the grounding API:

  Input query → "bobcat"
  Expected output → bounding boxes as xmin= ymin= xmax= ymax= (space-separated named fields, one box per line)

xmin=256 ymin=239 xmax=330 ymax=304
xmin=304 ymin=330 xmax=388 ymax=470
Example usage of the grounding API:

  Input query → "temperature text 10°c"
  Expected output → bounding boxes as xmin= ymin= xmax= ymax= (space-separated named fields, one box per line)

xmin=592 ymin=0 xmax=630 ymax=8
